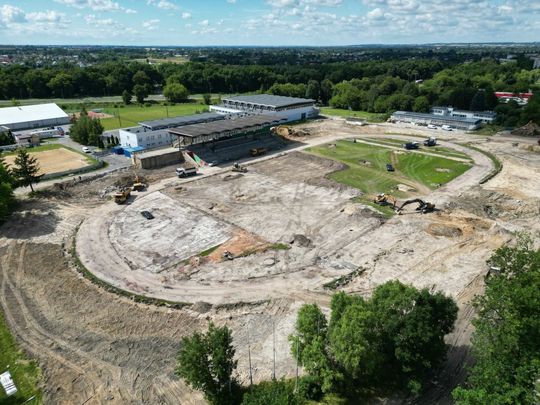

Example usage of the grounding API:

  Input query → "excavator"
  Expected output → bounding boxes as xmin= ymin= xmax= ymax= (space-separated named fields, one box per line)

xmin=132 ymin=175 xmax=146 ymax=192
xmin=396 ymin=198 xmax=435 ymax=214
xmin=114 ymin=187 xmax=131 ymax=204
xmin=373 ymin=193 xmax=397 ymax=208
xmin=232 ymin=162 xmax=247 ymax=173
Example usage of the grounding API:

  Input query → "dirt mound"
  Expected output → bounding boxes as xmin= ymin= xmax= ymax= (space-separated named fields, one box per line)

xmin=207 ymin=229 xmax=269 ymax=262
xmin=511 ymin=121 xmax=540 ymax=137
xmin=427 ymin=223 xmax=463 ymax=238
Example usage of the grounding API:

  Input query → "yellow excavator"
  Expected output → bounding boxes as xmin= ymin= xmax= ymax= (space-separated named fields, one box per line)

xmin=114 ymin=187 xmax=131 ymax=204
xmin=132 ymin=175 xmax=146 ymax=192
xmin=373 ymin=193 xmax=397 ymax=208
xmin=396 ymin=198 xmax=435 ymax=214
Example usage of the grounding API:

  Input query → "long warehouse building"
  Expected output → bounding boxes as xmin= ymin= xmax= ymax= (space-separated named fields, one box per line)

xmin=0 ymin=103 xmax=70 ymax=131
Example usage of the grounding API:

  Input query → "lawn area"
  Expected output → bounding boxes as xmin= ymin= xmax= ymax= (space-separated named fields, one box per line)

xmin=320 ymin=107 xmax=388 ymax=123
xmin=306 ymin=140 xmax=472 ymax=213
xmin=99 ymin=103 xmax=210 ymax=130
xmin=364 ymin=138 xmax=472 ymax=161
xmin=0 ymin=310 xmax=42 ymax=404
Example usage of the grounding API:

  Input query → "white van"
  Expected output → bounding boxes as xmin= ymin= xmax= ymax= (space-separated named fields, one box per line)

xmin=427 ymin=124 xmax=438 ymax=129
xmin=441 ymin=125 xmax=453 ymax=131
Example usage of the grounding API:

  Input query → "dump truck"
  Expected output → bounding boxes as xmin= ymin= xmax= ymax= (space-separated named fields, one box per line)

xmin=176 ymin=167 xmax=197 ymax=178
xmin=114 ymin=188 xmax=131 ymax=204
xmin=373 ymin=193 xmax=397 ymax=207
xmin=250 ymin=147 xmax=268 ymax=157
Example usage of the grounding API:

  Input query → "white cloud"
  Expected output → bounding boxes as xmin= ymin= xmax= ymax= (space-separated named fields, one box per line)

xmin=147 ymin=0 xmax=179 ymax=10
xmin=54 ymin=0 xmax=135 ymax=13
xmin=26 ymin=10 xmax=68 ymax=23
xmin=143 ymin=18 xmax=160 ymax=30
xmin=0 ymin=5 xmax=26 ymax=24
xmin=227 ymin=0 xmax=237 ymax=3
xmin=181 ymin=12 xmax=192 ymax=19
xmin=199 ymin=19 xmax=209 ymax=26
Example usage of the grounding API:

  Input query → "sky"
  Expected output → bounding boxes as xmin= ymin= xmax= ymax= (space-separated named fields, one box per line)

xmin=0 ymin=0 xmax=538 ymax=46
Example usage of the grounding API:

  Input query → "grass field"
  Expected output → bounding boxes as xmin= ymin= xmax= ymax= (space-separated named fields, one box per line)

xmin=307 ymin=140 xmax=471 ymax=213
xmin=97 ymin=103 xmax=210 ymax=131
xmin=365 ymin=138 xmax=473 ymax=161
xmin=0 ymin=310 xmax=42 ymax=404
xmin=320 ymin=107 xmax=388 ymax=123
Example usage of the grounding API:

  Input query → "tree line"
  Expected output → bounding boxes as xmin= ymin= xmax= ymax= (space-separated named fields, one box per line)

xmin=176 ymin=280 xmax=458 ymax=404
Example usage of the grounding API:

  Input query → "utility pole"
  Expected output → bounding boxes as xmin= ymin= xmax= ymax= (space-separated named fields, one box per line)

xmin=117 ymin=106 xmax=122 ymax=128
xmin=272 ymin=320 xmax=276 ymax=381
xmin=165 ymin=103 xmax=169 ymax=118
xmin=294 ymin=338 xmax=299 ymax=393
xmin=247 ymin=326 xmax=253 ymax=387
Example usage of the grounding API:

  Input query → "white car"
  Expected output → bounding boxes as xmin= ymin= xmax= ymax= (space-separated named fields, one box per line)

xmin=427 ymin=124 xmax=438 ymax=129
xmin=82 ymin=146 xmax=91 ymax=153
xmin=441 ymin=125 xmax=453 ymax=131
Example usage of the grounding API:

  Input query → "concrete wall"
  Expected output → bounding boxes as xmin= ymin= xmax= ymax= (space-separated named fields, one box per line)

xmin=134 ymin=150 xmax=184 ymax=170
xmin=5 ymin=117 xmax=70 ymax=131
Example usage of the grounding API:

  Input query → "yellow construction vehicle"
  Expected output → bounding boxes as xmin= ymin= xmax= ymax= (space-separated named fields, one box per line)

xmin=232 ymin=162 xmax=247 ymax=173
xmin=396 ymin=198 xmax=435 ymax=214
xmin=250 ymin=147 xmax=268 ymax=157
xmin=114 ymin=188 xmax=131 ymax=204
xmin=373 ymin=193 xmax=397 ymax=208
xmin=132 ymin=175 xmax=146 ymax=192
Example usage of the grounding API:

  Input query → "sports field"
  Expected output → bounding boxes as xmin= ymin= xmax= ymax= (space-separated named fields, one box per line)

xmin=4 ymin=145 xmax=95 ymax=176
xmin=99 ymin=103 xmax=210 ymax=130
xmin=307 ymin=140 xmax=472 ymax=211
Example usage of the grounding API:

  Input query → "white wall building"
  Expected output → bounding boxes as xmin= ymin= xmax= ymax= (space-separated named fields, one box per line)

xmin=210 ymin=94 xmax=319 ymax=122
xmin=119 ymin=127 xmax=173 ymax=149
xmin=0 ymin=103 xmax=70 ymax=131
xmin=431 ymin=106 xmax=496 ymax=124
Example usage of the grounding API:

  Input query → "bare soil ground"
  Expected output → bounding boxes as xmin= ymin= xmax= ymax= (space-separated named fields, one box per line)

xmin=0 ymin=119 xmax=539 ymax=404
xmin=4 ymin=148 xmax=91 ymax=175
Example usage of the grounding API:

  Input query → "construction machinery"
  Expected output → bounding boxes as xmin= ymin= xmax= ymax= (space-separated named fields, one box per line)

xmin=132 ymin=175 xmax=146 ymax=191
xmin=222 ymin=251 xmax=234 ymax=260
xmin=232 ymin=162 xmax=247 ymax=173
xmin=404 ymin=142 xmax=420 ymax=150
xmin=250 ymin=147 xmax=268 ymax=157
xmin=114 ymin=187 xmax=131 ymax=204
xmin=373 ymin=193 xmax=397 ymax=207
xmin=396 ymin=198 xmax=435 ymax=214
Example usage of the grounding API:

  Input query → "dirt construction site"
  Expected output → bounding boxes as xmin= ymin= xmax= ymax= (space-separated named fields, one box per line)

xmin=1 ymin=118 xmax=540 ymax=404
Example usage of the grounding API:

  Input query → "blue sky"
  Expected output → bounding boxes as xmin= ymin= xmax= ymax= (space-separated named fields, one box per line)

xmin=0 ymin=0 xmax=538 ymax=46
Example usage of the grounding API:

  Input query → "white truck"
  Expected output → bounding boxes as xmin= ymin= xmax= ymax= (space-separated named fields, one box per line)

xmin=176 ymin=167 xmax=197 ymax=178
xmin=0 ymin=371 xmax=17 ymax=397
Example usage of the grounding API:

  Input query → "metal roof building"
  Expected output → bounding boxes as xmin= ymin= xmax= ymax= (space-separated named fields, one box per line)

xmin=391 ymin=111 xmax=482 ymax=131
xmin=168 ymin=115 xmax=286 ymax=146
xmin=0 ymin=103 xmax=70 ymax=131
xmin=139 ymin=112 xmax=225 ymax=131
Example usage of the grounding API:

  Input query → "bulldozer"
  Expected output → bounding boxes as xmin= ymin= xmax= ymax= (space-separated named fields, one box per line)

xmin=373 ymin=193 xmax=397 ymax=207
xmin=232 ymin=162 xmax=247 ymax=173
xmin=396 ymin=198 xmax=435 ymax=214
xmin=114 ymin=187 xmax=131 ymax=204
xmin=132 ymin=175 xmax=146 ymax=192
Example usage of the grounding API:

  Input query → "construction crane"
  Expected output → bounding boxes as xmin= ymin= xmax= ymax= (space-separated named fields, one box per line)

xmin=396 ymin=198 xmax=435 ymax=214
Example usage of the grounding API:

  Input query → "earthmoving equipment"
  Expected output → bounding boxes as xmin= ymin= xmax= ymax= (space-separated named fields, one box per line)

xmin=222 ymin=251 xmax=234 ymax=260
xmin=397 ymin=198 xmax=435 ymax=214
xmin=114 ymin=188 xmax=131 ymax=204
xmin=386 ymin=163 xmax=395 ymax=172
xmin=404 ymin=142 xmax=420 ymax=150
xmin=424 ymin=137 xmax=437 ymax=147
xmin=132 ymin=175 xmax=146 ymax=191
xmin=176 ymin=167 xmax=197 ymax=178
xmin=232 ymin=162 xmax=247 ymax=173
xmin=250 ymin=147 xmax=268 ymax=157
xmin=373 ymin=193 xmax=397 ymax=207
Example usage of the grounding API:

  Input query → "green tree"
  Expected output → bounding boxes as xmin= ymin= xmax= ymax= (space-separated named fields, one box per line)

xmin=203 ymin=93 xmax=212 ymax=105
xmin=305 ymin=80 xmax=321 ymax=101
xmin=133 ymin=84 xmax=149 ymax=104
xmin=453 ymin=236 xmax=540 ymax=405
xmin=413 ymin=96 xmax=431 ymax=112
xmin=176 ymin=323 xmax=238 ymax=405
xmin=241 ymin=380 xmax=301 ymax=405
xmin=320 ymin=79 xmax=333 ymax=106
xmin=520 ymin=94 xmax=540 ymax=125
xmin=11 ymin=148 xmax=41 ymax=192
xmin=47 ymin=72 xmax=74 ymax=98
xmin=164 ymin=83 xmax=190 ymax=103
xmin=0 ymin=155 xmax=16 ymax=220
xmin=70 ymin=110 xmax=104 ymax=146
xmin=122 ymin=89 xmax=132 ymax=105
xmin=469 ymin=90 xmax=487 ymax=111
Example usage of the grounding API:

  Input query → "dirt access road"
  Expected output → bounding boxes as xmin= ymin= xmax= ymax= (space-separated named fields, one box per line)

xmin=0 ymin=120 xmax=539 ymax=404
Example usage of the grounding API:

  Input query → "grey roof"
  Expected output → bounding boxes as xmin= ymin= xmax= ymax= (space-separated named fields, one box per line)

xmin=168 ymin=115 xmax=285 ymax=138
xmin=392 ymin=111 xmax=481 ymax=124
xmin=140 ymin=112 xmax=225 ymax=130
xmin=136 ymin=147 xmax=181 ymax=159
xmin=222 ymin=94 xmax=315 ymax=108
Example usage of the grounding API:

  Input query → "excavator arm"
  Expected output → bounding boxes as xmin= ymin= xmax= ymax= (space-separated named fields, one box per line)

xmin=397 ymin=198 xmax=435 ymax=214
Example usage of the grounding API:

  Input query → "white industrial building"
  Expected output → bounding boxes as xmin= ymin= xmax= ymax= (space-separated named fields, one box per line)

xmin=391 ymin=111 xmax=482 ymax=130
xmin=430 ymin=106 xmax=496 ymax=124
xmin=210 ymin=94 xmax=319 ymax=122
xmin=119 ymin=127 xmax=173 ymax=149
xmin=0 ymin=103 xmax=70 ymax=131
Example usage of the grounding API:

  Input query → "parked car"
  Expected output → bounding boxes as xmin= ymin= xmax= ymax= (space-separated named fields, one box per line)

xmin=386 ymin=163 xmax=395 ymax=172
xmin=427 ymin=124 xmax=438 ymax=129
xmin=441 ymin=125 xmax=453 ymax=131
xmin=82 ymin=146 xmax=91 ymax=153
xmin=140 ymin=211 xmax=154 ymax=220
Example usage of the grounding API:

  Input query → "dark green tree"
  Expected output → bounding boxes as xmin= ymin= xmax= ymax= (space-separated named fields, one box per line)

xmin=203 ymin=93 xmax=212 ymax=105
xmin=11 ymin=148 xmax=41 ymax=192
xmin=122 ymin=89 xmax=132 ymax=105
xmin=469 ymin=90 xmax=487 ymax=111
xmin=453 ymin=236 xmax=540 ymax=405
xmin=176 ymin=323 xmax=238 ymax=405
xmin=133 ymin=84 xmax=149 ymax=104
xmin=413 ymin=96 xmax=431 ymax=112
xmin=305 ymin=80 xmax=321 ymax=101
xmin=320 ymin=79 xmax=333 ymax=106
xmin=70 ymin=110 xmax=104 ymax=146
xmin=241 ymin=380 xmax=301 ymax=405
xmin=0 ymin=155 xmax=16 ymax=220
